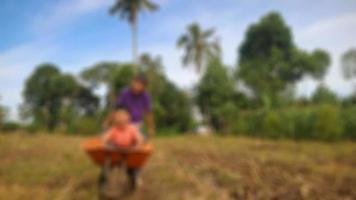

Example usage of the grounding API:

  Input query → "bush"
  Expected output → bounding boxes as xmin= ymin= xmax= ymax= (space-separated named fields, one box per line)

xmin=71 ymin=117 xmax=101 ymax=136
xmin=262 ymin=111 xmax=285 ymax=138
xmin=233 ymin=105 xmax=349 ymax=141
xmin=341 ymin=107 xmax=356 ymax=139
xmin=233 ymin=112 xmax=249 ymax=135
xmin=312 ymin=105 xmax=343 ymax=140
xmin=0 ymin=121 xmax=21 ymax=132
xmin=292 ymin=108 xmax=315 ymax=139
xmin=23 ymin=123 xmax=43 ymax=133
xmin=234 ymin=110 xmax=265 ymax=137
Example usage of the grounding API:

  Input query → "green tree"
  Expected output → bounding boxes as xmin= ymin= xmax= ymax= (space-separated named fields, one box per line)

xmin=80 ymin=62 xmax=118 ymax=89
xmin=75 ymin=87 xmax=100 ymax=116
xmin=81 ymin=62 xmax=135 ymax=107
xmin=342 ymin=48 xmax=356 ymax=79
xmin=110 ymin=0 xmax=158 ymax=67
xmin=312 ymin=84 xmax=338 ymax=105
xmin=23 ymin=64 xmax=64 ymax=130
xmin=59 ymin=83 xmax=100 ymax=132
xmin=177 ymin=23 xmax=220 ymax=72
xmin=23 ymin=64 xmax=99 ymax=131
xmin=139 ymin=53 xmax=165 ymax=96
xmin=196 ymin=58 xmax=237 ymax=132
xmin=0 ymin=97 xmax=7 ymax=126
xmin=237 ymin=12 xmax=330 ymax=106
xmin=81 ymin=58 xmax=193 ymax=132
xmin=157 ymin=82 xmax=193 ymax=132
xmin=139 ymin=54 xmax=193 ymax=131
xmin=341 ymin=48 xmax=356 ymax=93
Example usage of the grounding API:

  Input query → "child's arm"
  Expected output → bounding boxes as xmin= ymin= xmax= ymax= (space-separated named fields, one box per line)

xmin=136 ymin=132 xmax=144 ymax=147
xmin=132 ymin=127 xmax=144 ymax=149
xmin=101 ymin=128 xmax=113 ymax=144
xmin=102 ymin=112 xmax=114 ymax=130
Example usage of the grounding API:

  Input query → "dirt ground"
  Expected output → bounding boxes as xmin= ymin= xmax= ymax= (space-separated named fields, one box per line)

xmin=0 ymin=133 xmax=355 ymax=200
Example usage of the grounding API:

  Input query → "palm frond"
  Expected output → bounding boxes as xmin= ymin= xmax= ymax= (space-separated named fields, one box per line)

xmin=211 ymin=39 xmax=221 ymax=56
xmin=142 ymin=0 xmax=159 ymax=11
xmin=177 ymin=35 xmax=189 ymax=48
xmin=182 ymin=53 xmax=193 ymax=67
xmin=177 ymin=22 xmax=220 ymax=72
xmin=203 ymin=28 xmax=215 ymax=39
xmin=109 ymin=0 xmax=131 ymax=21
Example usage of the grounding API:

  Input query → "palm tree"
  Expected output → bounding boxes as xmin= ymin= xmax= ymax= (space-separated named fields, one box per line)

xmin=177 ymin=23 xmax=220 ymax=73
xmin=177 ymin=23 xmax=221 ymax=132
xmin=110 ymin=0 xmax=158 ymax=70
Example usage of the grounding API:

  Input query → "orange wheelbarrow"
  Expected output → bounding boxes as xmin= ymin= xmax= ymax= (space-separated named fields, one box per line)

xmin=81 ymin=137 xmax=153 ymax=192
xmin=81 ymin=137 xmax=153 ymax=168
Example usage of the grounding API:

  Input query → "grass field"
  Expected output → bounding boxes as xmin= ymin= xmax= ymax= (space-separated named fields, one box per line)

xmin=0 ymin=133 xmax=355 ymax=200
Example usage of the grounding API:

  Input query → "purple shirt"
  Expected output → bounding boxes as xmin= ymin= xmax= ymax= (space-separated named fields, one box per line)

xmin=116 ymin=87 xmax=152 ymax=123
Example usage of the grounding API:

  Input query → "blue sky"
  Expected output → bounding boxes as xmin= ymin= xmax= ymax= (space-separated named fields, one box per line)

xmin=1 ymin=0 xmax=356 ymax=120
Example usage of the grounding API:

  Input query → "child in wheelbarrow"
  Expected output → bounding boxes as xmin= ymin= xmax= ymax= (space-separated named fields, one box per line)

xmin=101 ymin=105 xmax=144 ymax=191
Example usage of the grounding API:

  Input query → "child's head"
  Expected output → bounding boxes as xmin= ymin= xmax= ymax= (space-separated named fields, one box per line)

xmin=112 ymin=105 xmax=131 ymax=126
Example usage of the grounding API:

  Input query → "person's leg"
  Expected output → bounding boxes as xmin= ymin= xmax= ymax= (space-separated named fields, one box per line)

xmin=98 ymin=158 xmax=111 ymax=187
xmin=126 ymin=167 xmax=140 ymax=190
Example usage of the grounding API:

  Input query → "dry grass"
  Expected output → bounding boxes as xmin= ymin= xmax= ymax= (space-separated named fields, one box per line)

xmin=0 ymin=133 xmax=355 ymax=200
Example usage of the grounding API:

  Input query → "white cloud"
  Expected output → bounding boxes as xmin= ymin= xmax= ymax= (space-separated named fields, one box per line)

xmin=31 ymin=0 xmax=113 ymax=35
xmin=0 ymin=39 xmax=59 ymax=120
xmin=299 ymin=13 xmax=356 ymax=43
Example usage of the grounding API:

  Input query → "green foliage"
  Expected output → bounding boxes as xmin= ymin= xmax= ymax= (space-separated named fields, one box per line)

xmin=341 ymin=48 xmax=356 ymax=79
xmin=234 ymin=110 xmax=265 ymax=137
xmin=111 ymin=63 xmax=135 ymax=92
xmin=0 ymin=102 xmax=7 ymax=126
xmin=291 ymin=108 xmax=315 ymax=139
xmin=312 ymin=84 xmax=338 ymax=105
xmin=81 ymin=62 xmax=134 ymax=107
xmin=110 ymin=0 xmax=158 ymax=24
xmin=177 ymin=23 xmax=220 ymax=72
xmin=155 ymin=82 xmax=193 ymax=132
xmin=308 ymin=49 xmax=331 ymax=79
xmin=71 ymin=117 xmax=101 ymax=136
xmin=233 ymin=105 xmax=350 ymax=141
xmin=196 ymin=58 xmax=240 ymax=132
xmin=313 ymin=105 xmax=343 ymax=140
xmin=237 ymin=11 xmax=330 ymax=104
xmin=0 ymin=121 xmax=21 ymax=132
xmin=23 ymin=63 xmax=99 ymax=131
xmin=110 ymin=0 xmax=159 ymax=65
xmin=15 ymin=11 xmax=354 ymax=140
xmin=262 ymin=110 xmax=289 ymax=138
xmin=341 ymin=107 xmax=356 ymax=139
xmin=23 ymin=64 xmax=64 ymax=130
xmin=81 ymin=62 xmax=118 ymax=88
xmin=139 ymin=54 xmax=193 ymax=132
xmin=80 ymin=56 xmax=193 ymax=133
xmin=341 ymin=94 xmax=356 ymax=107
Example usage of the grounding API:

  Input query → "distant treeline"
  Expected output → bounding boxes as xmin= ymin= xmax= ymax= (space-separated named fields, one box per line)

xmin=1 ymin=11 xmax=355 ymax=141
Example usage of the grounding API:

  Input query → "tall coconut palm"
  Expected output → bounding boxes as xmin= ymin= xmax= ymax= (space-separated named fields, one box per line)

xmin=177 ymin=23 xmax=221 ymax=73
xmin=110 ymin=0 xmax=158 ymax=70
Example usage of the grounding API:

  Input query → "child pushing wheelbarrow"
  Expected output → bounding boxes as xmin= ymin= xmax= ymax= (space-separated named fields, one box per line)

xmin=81 ymin=75 xmax=155 ymax=197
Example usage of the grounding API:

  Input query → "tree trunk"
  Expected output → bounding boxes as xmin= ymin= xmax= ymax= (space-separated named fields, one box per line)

xmin=131 ymin=21 xmax=138 ymax=73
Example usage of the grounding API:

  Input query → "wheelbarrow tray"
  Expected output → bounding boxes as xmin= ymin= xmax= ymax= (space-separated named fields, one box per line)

xmin=81 ymin=137 xmax=153 ymax=168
